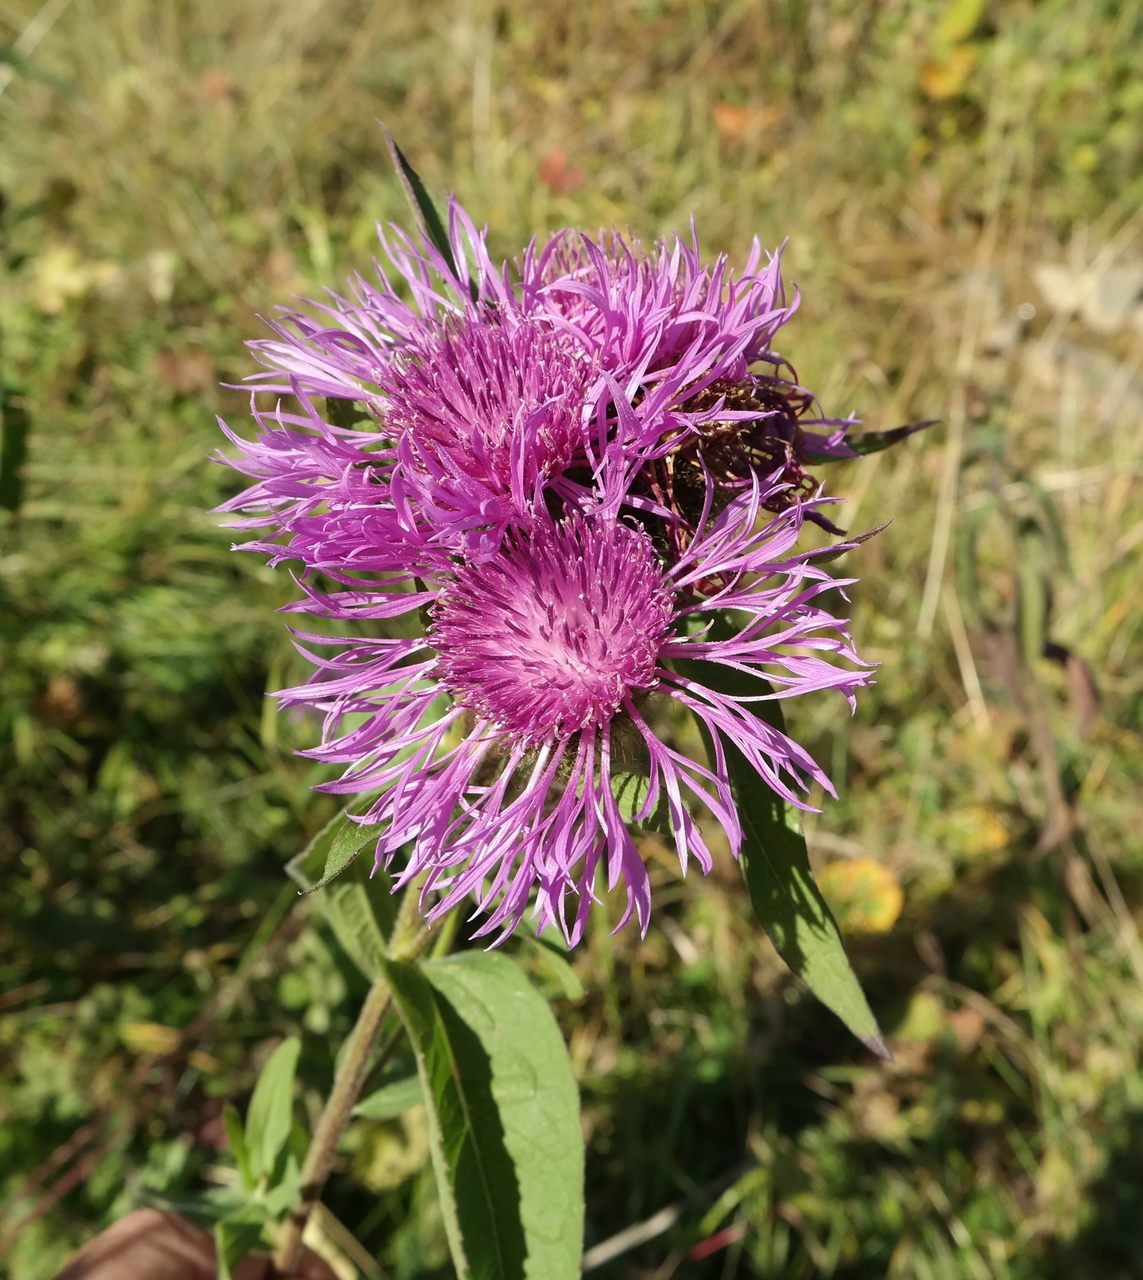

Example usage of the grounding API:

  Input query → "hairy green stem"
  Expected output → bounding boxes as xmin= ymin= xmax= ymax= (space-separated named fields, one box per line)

xmin=273 ymin=886 xmax=428 ymax=1273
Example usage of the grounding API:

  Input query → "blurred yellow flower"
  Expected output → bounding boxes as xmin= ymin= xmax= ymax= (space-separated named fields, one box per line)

xmin=818 ymin=858 xmax=903 ymax=935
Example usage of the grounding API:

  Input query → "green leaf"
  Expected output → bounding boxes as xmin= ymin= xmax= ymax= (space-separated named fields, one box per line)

xmin=354 ymin=1073 xmax=425 ymax=1121
xmin=679 ymin=652 xmax=887 ymax=1056
xmin=324 ymin=396 xmax=369 ymax=430
xmin=805 ymin=419 xmax=937 ymax=461
xmin=381 ymin=127 xmax=469 ymax=295
xmin=1019 ymin=474 xmax=1071 ymax=572
xmin=287 ymin=811 xmax=396 ymax=981
xmin=383 ymin=952 xmax=584 ymax=1279
xmin=954 ymin=498 xmax=994 ymax=628
xmin=936 ymin=0 xmax=985 ymax=45
xmin=221 ymin=1103 xmax=254 ymax=1192
xmin=734 ymin=758 xmax=887 ymax=1055
xmin=305 ymin=812 xmax=378 ymax=894
xmin=245 ymin=1037 xmax=301 ymax=1182
xmin=0 ymin=389 xmax=29 ymax=513
xmin=610 ymin=729 xmax=669 ymax=831
xmin=213 ymin=1211 xmax=266 ymax=1280
xmin=1017 ymin=520 xmax=1050 ymax=669
xmin=260 ymin=1154 xmax=303 ymax=1216
xmin=315 ymin=859 xmax=394 ymax=981
xmin=611 ymin=767 xmax=651 ymax=825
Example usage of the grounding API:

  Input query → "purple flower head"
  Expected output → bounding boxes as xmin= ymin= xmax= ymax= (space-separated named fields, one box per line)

xmin=220 ymin=207 xmax=879 ymax=574
xmin=430 ymin=514 xmax=672 ymax=742
xmin=278 ymin=475 xmax=872 ymax=945
xmin=216 ymin=193 xmax=893 ymax=946
xmin=219 ymin=199 xmax=606 ymax=564
xmin=217 ymin=314 xmax=603 ymax=573
xmin=521 ymin=226 xmax=860 ymax=541
xmin=384 ymin=313 xmax=597 ymax=556
xmin=524 ymin=225 xmax=793 ymax=389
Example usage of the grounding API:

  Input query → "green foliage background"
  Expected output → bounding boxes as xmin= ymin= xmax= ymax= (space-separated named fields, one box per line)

xmin=2 ymin=0 xmax=1141 ymax=1276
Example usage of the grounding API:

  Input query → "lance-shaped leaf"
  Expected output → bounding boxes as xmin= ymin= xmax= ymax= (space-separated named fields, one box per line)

xmin=292 ymin=809 xmax=378 ymax=894
xmin=520 ymin=937 xmax=585 ymax=1003
xmin=679 ymin=655 xmax=887 ymax=1056
xmin=804 ymin=418 xmax=938 ymax=461
xmin=733 ymin=746 xmax=887 ymax=1056
xmin=214 ymin=1212 xmax=267 ymax=1280
xmin=287 ymin=810 xmax=395 ymax=981
xmin=354 ymin=1074 xmax=425 ymax=1122
xmin=221 ymin=1103 xmax=254 ymax=1192
xmin=245 ymin=1036 xmax=301 ymax=1182
xmin=381 ymin=126 xmax=473 ymax=298
xmin=382 ymin=952 xmax=584 ymax=1280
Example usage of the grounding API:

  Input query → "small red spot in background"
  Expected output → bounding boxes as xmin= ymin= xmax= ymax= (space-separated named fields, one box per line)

xmin=538 ymin=146 xmax=586 ymax=195
xmin=689 ymin=1220 xmax=748 ymax=1261
xmin=712 ymin=102 xmax=783 ymax=146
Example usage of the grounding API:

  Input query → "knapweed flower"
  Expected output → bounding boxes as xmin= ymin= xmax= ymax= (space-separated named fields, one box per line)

xmin=274 ymin=476 xmax=872 ymax=945
xmin=219 ymin=205 xmax=602 ymax=563
xmin=228 ymin=209 xmax=868 ymax=567
xmin=521 ymin=227 xmax=860 ymax=536
xmin=381 ymin=312 xmax=598 ymax=556
xmin=219 ymin=195 xmax=881 ymax=943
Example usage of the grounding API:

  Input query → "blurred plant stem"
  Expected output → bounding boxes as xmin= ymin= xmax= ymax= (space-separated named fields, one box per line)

xmin=274 ymin=884 xmax=430 ymax=1274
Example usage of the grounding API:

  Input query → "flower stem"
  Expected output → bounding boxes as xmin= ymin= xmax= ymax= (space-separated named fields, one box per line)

xmin=273 ymin=886 xmax=427 ymax=1274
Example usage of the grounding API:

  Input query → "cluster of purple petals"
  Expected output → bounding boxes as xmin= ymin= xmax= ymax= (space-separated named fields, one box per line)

xmin=383 ymin=314 xmax=598 ymax=557
xmin=519 ymin=226 xmax=859 ymax=462
xmin=218 ymin=199 xmax=874 ymax=943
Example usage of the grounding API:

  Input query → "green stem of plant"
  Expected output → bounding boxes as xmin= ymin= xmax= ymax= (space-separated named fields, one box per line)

xmin=273 ymin=885 xmax=429 ymax=1273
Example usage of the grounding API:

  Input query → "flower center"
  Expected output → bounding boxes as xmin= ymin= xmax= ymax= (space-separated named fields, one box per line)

xmin=383 ymin=314 xmax=591 ymax=510
xmin=430 ymin=515 xmax=674 ymax=741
